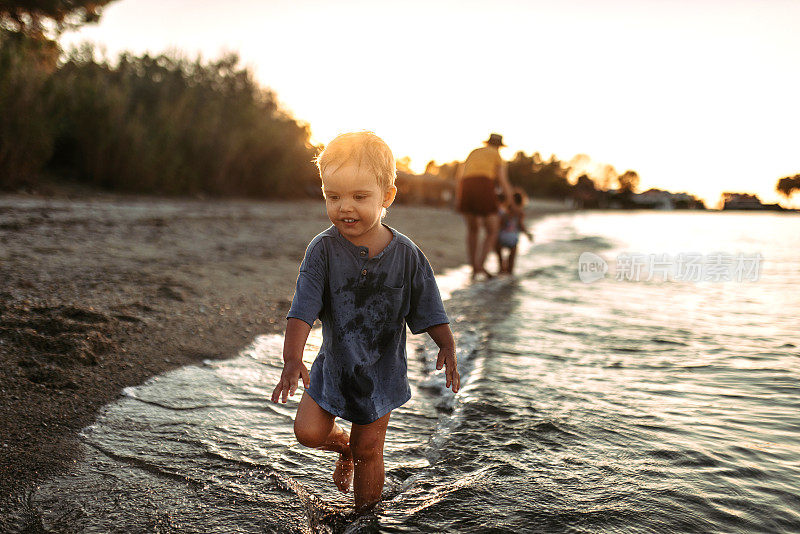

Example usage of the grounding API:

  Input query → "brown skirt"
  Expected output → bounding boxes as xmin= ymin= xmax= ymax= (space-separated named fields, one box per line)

xmin=456 ymin=175 xmax=499 ymax=215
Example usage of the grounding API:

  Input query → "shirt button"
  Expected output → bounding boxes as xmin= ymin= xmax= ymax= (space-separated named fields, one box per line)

xmin=361 ymin=269 xmax=367 ymax=276
xmin=360 ymin=250 xmax=366 ymax=256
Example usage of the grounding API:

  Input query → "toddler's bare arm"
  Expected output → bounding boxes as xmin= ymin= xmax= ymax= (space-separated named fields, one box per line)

xmin=271 ymin=318 xmax=312 ymax=403
xmin=519 ymin=212 xmax=534 ymax=240
xmin=425 ymin=323 xmax=460 ymax=393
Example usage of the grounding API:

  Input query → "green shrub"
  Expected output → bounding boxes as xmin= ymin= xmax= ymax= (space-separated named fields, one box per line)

xmin=0 ymin=32 xmax=56 ymax=189
xmin=0 ymin=35 xmax=320 ymax=197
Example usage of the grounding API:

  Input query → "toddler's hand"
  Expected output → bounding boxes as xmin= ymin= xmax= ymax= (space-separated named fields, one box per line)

xmin=271 ymin=360 xmax=310 ymax=403
xmin=436 ymin=346 xmax=460 ymax=393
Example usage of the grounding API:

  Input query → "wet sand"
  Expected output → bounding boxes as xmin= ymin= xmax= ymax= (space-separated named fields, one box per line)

xmin=0 ymin=190 xmax=570 ymax=497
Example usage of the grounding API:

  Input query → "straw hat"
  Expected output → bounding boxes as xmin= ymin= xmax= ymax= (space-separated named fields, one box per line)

xmin=484 ymin=133 xmax=506 ymax=147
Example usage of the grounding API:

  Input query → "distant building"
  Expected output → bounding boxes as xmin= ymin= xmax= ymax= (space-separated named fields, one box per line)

xmin=629 ymin=188 xmax=706 ymax=210
xmin=721 ymin=192 xmax=785 ymax=211
xmin=632 ymin=189 xmax=673 ymax=209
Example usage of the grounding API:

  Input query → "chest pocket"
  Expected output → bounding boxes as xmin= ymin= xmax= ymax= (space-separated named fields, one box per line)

xmin=375 ymin=284 xmax=407 ymax=324
xmin=333 ymin=273 xmax=408 ymax=330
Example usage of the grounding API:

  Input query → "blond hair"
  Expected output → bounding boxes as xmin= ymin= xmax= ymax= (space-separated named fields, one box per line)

xmin=315 ymin=131 xmax=396 ymax=191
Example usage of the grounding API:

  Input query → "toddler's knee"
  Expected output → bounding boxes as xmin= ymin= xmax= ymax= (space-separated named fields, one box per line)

xmin=294 ymin=420 xmax=325 ymax=449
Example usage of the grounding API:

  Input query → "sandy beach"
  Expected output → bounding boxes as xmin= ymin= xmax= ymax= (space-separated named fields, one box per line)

xmin=0 ymin=190 xmax=569 ymax=497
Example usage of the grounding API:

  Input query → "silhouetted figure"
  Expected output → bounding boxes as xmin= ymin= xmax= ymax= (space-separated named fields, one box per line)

xmin=456 ymin=133 xmax=513 ymax=280
xmin=494 ymin=188 xmax=534 ymax=275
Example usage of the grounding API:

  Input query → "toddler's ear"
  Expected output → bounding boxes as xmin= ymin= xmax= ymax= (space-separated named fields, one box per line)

xmin=383 ymin=185 xmax=398 ymax=207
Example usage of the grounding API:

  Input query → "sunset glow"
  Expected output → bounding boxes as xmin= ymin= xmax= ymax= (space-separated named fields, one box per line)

xmin=60 ymin=0 xmax=800 ymax=207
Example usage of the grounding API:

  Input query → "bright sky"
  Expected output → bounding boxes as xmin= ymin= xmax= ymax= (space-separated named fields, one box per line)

xmin=60 ymin=0 xmax=800 ymax=208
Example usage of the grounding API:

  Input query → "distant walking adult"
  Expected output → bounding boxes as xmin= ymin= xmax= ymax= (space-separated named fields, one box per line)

xmin=456 ymin=133 xmax=513 ymax=280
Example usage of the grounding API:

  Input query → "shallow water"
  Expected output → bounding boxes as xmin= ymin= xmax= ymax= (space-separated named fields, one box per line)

xmin=27 ymin=210 xmax=800 ymax=533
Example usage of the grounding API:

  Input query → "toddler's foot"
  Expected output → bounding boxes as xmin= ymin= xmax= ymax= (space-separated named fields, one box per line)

xmin=333 ymin=453 xmax=354 ymax=493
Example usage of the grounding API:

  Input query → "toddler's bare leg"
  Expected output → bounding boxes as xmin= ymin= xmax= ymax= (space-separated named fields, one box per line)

xmin=294 ymin=393 xmax=353 ymax=492
xmin=494 ymin=241 xmax=504 ymax=274
xmin=350 ymin=412 xmax=391 ymax=512
xmin=507 ymin=245 xmax=518 ymax=274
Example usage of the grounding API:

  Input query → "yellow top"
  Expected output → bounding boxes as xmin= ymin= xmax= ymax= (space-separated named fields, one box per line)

xmin=461 ymin=146 xmax=502 ymax=180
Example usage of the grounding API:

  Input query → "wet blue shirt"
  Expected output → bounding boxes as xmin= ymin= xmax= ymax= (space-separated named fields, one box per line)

xmin=286 ymin=224 xmax=450 ymax=425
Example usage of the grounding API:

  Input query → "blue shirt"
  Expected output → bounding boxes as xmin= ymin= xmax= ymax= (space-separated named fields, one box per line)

xmin=286 ymin=224 xmax=450 ymax=424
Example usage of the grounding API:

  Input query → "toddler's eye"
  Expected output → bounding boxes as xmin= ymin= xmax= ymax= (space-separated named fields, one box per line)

xmin=328 ymin=195 xmax=339 ymax=201
xmin=354 ymin=195 xmax=366 ymax=201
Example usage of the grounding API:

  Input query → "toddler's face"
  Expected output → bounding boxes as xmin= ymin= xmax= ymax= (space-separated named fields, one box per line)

xmin=322 ymin=164 xmax=396 ymax=244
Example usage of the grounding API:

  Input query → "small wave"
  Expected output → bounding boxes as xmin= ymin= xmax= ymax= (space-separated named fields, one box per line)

xmin=485 ymin=463 xmax=525 ymax=477
xmin=518 ymin=421 xmax=579 ymax=448
xmin=716 ymin=465 xmax=770 ymax=481
xmin=121 ymin=387 xmax=221 ymax=411
xmin=498 ymin=441 xmax=527 ymax=453
xmin=647 ymin=448 xmax=720 ymax=468
xmin=633 ymin=422 xmax=684 ymax=435
xmin=566 ymin=235 xmax=617 ymax=249
xmin=86 ymin=441 xmax=204 ymax=489
xmin=651 ymin=337 xmax=689 ymax=346
xmin=609 ymin=346 xmax=644 ymax=353
xmin=521 ymin=264 xmax=572 ymax=278
xmin=458 ymin=400 xmax=516 ymax=419
xmin=530 ymin=421 xmax=575 ymax=436
xmin=753 ymin=351 xmax=796 ymax=358
xmin=544 ymin=327 xmax=587 ymax=337
xmin=551 ymin=296 xmax=580 ymax=304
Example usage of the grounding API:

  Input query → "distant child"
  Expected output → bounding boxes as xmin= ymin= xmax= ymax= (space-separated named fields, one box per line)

xmin=271 ymin=132 xmax=460 ymax=513
xmin=495 ymin=188 xmax=534 ymax=275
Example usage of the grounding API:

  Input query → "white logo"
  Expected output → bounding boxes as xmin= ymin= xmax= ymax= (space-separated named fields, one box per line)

xmin=578 ymin=252 xmax=608 ymax=283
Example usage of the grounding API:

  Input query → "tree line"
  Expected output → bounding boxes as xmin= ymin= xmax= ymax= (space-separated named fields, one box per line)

xmin=777 ymin=174 xmax=800 ymax=200
xmin=0 ymin=5 xmax=319 ymax=197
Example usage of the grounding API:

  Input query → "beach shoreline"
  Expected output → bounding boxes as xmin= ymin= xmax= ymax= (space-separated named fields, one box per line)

xmin=0 ymin=190 xmax=570 ymax=497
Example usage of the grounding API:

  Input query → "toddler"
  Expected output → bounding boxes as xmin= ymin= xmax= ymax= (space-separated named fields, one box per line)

xmin=271 ymin=132 xmax=459 ymax=513
xmin=495 ymin=188 xmax=534 ymax=275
